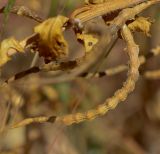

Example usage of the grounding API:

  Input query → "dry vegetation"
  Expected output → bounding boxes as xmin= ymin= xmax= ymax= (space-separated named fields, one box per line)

xmin=0 ymin=0 xmax=160 ymax=154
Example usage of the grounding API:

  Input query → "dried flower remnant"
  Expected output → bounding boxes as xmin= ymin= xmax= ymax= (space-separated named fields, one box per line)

xmin=34 ymin=15 xmax=69 ymax=63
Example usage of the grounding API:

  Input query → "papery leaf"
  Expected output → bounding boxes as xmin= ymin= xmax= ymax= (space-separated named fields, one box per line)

xmin=77 ymin=33 xmax=98 ymax=53
xmin=128 ymin=17 xmax=153 ymax=36
xmin=0 ymin=37 xmax=24 ymax=67
xmin=34 ymin=15 xmax=69 ymax=63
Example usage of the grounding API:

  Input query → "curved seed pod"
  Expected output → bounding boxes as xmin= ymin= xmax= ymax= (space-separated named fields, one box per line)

xmin=55 ymin=25 xmax=140 ymax=125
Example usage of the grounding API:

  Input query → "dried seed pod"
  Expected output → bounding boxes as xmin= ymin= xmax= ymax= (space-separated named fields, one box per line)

xmin=55 ymin=25 xmax=140 ymax=125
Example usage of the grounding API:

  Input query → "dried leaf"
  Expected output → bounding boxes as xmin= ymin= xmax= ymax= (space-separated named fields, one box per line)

xmin=128 ymin=17 xmax=153 ymax=36
xmin=77 ymin=33 xmax=98 ymax=53
xmin=34 ymin=15 xmax=69 ymax=63
xmin=0 ymin=37 xmax=24 ymax=67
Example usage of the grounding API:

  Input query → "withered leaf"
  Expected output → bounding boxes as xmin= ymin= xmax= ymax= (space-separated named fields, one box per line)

xmin=77 ymin=33 xmax=98 ymax=53
xmin=34 ymin=15 xmax=69 ymax=63
xmin=0 ymin=37 xmax=24 ymax=67
xmin=128 ymin=17 xmax=153 ymax=36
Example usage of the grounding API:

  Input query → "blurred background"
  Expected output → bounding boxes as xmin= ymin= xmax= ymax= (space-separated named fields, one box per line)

xmin=0 ymin=0 xmax=160 ymax=154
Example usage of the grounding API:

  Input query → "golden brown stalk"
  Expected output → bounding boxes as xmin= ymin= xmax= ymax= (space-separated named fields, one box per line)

xmin=11 ymin=116 xmax=56 ymax=129
xmin=70 ymin=0 xmax=147 ymax=23
xmin=144 ymin=69 xmax=160 ymax=79
xmin=0 ymin=6 xmax=43 ymax=22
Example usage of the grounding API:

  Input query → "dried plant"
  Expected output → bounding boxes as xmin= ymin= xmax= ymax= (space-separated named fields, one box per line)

xmin=0 ymin=0 xmax=160 ymax=153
